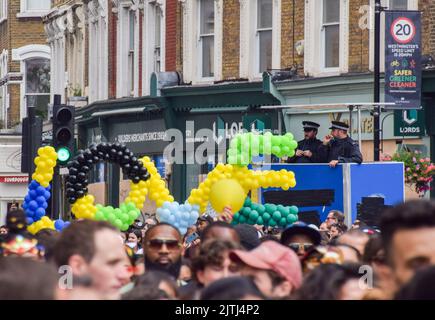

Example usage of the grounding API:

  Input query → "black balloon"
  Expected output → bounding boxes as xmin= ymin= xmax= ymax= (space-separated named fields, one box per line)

xmin=69 ymin=167 xmax=78 ymax=175
xmin=77 ymin=154 xmax=86 ymax=164
xmin=77 ymin=172 xmax=87 ymax=181
xmin=75 ymin=190 xmax=84 ymax=198
xmin=68 ymin=197 xmax=77 ymax=204
xmin=68 ymin=175 xmax=77 ymax=184
xmin=84 ymin=150 xmax=93 ymax=160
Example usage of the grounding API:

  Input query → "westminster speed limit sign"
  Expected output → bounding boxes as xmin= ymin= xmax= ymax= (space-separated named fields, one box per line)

xmin=390 ymin=17 xmax=416 ymax=44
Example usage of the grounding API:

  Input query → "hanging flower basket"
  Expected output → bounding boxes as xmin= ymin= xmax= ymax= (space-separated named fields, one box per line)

xmin=391 ymin=150 xmax=435 ymax=197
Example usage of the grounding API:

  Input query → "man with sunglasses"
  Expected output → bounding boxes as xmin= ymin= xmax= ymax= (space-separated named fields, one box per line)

xmin=143 ymin=223 xmax=183 ymax=280
xmin=280 ymin=222 xmax=321 ymax=260
xmin=287 ymin=121 xmax=322 ymax=163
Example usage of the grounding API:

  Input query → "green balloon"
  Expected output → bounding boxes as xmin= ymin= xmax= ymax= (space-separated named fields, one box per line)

xmin=107 ymin=213 xmax=116 ymax=223
xmin=126 ymin=202 xmax=136 ymax=211
xmin=277 ymin=205 xmax=285 ymax=213
xmin=249 ymin=210 xmax=259 ymax=221
xmin=289 ymin=205 xmax=299 ymax=215
xmin=282 ymin=146 xmax=291 ymax=155
xmin=239 ymin=215 xmax=247 ymax=224
xmin=233 ymin=212 xmax=240 ymax=222
xmin=95 ymin=211 xmax=104 ymax=221
xmin=279 ymin=217 xmax=288 ymax=227
xmin=106 ymin=206 xmax=114 ymax=211
xmin=114 ymin=208 xmax=122 ymax=217
xmin=289 ymin=140 xmax=298 ymax=150
xmin=247 ymin=218 xmax=257 ymax=225
xmin=287 ymin=214 xmax=298 ymax=224
xmin=121 ymin=223 xmax=129 ymax=232
xmin=120 ymin=213 xmax=129 ymax=223
xmin=120 ymin=203 xmax=127 ymax=212
xmin=268 ymin=219 xmax=277 ymax=227
xmin=244 ymin=197 xmax=252 ymax=207
xmin=96 ymin=204 xmax=103 ymax=210
xmin=271 ymin=146 xmax=281 ymax=155
xmin=257 ymin=204 xmax=265 ymax=214
xmin=243 ymin=207 xmax=252 ymax=217
xmin=263 ymin=212 xmax=271 ymax=222
xmin=268 ymin=204 xmax=277 ymax=213
xmin=114 ymin=219 xmax=123 ymax=229
xmin=128 ymin=211 xmax=137 ymax=220
xmin=251 ymin=203 xmax=259 ymax=211
xmin=272 ymin=211 xmax=281 ymax=221
xmin=271 ymin=136 xmax=281 ymax=145
xmin=285 ymin=132 xmax=294 ymax=140
xmin=256 ymin=216 xmax=264 ymax=225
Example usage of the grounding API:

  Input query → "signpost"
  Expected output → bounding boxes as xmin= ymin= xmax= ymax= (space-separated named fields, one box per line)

xmin=394 ymin=109 xmax=424 ymax=136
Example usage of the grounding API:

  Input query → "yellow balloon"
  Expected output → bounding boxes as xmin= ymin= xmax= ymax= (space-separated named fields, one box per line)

xmin=209 ymin=179 xmax=246 ymax=214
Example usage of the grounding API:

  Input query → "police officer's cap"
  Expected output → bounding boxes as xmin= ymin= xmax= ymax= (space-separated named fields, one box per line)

xmin=302 ymin=121 xmax=320 ymax=130
xmin=329 ymin=121 xmax=349 ymax=131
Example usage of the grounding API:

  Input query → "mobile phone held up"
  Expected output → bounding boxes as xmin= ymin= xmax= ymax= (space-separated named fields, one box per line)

xmin=186 ymin=232 xmax=199 ymax=244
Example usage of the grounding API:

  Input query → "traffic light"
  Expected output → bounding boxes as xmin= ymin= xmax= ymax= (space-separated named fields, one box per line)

xmin=21 ymin=109 xmax=42 ymax=174
xmin=53 ymin=104 xmax=75 ymax=165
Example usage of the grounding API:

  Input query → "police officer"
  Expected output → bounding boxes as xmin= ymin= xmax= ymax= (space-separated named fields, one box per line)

xmin=318 ymin=121 xmax=363 ymax=167
xmin=288 ymin=121 xmax=323 ymax=163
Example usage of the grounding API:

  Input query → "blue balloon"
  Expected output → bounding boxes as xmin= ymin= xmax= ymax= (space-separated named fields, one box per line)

xmin=36 ymin=196 xmax=46 ymax=205
xmin=25 ymin=208 xmax=35 ymax=217
xmin=36 ymin=186 xmax=46 ymax=196
xmin=182 ymin=211 xmax=190 ymax=220
xmin=35 ymin=208 xmax=46 ymax=219
xmin=184 ymin=203 xmax=192 ymax=212
xmin=29 ymin=190 xmax=37 ymax=199
xmin=26 ymin=217 xmax=34 ymax=225
xmin=168 ymin=215 xmax=176 ymax=224
xmin=162 ymin=201 xmax=171 ymax=209
xmin=29 ymin=180 xmax=39 ymax=190
xmin=179 ymin=227 xmax=187 ymax=235
xmin=190 ymin=211 xmax=199 ymax=221
xmin=24 ymin=195 xmax=31 ymax=202
xmin=64 ymin=221 xmax=71 ymax=228
xmin=54 ymin=220 xmax=65 ymax=231
xmin=46 ymin=184 xmax=51 ymax=191
xmin=22 ymin=202 xmax=29 ymax=210
xmin=43 ymin=191 xmax=51 ymax=200
xmin=42 ymin=202 xmax=48 ymax=209
xmin=29 ymin=200 xmax=38 ymax=211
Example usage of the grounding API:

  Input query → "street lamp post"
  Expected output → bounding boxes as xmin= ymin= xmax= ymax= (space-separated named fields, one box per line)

xmin=373 ymin=0 xmax=382 ymax=161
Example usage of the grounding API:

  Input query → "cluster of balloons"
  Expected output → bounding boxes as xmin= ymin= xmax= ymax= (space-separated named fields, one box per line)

xmin=27 ymin=216 xmax=55 ymax=235
xmin=94 ymin=202 xmax=140 ymax=231
xmin=156 ymin=201 xmax=200 ymax=235
xmin=22 ymin=180 xmax=51 ymax=225
xmin=32 ymin=146 xmax=57 ymax=187
xmin=71 ymin=195 xmax=97 ymax=220
xmin=54 ymin=219 xmax=71 ymax=232
xmin=188 ymin=163 xmax=297 ymax=213
xmin=66 ymin=143 xmax=150 ymax=204
xmin=125 ymin=156 xmax=174 ymax=210
xmin=232 ymin=198 xmax=299 ymax=227
xmin=188 ymin=163 xmax=236 ymax=213
xmin=227 ymin=132 xmax=298 ymax=165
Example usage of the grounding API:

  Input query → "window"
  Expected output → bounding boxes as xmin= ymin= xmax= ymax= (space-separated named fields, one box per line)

xmin=22 ymin=0 xmax=51 ymax=12
xmin=0 ymin=0 xmax=7 ymax=22
xmin=322 ymin=0 xmax=340 ymax=69
xmin=25 ymin=58 xmax=50 ymax=120
xmin=154 ymin=5 xmax=162 ymax=72
xmin=257 ymin=0 xmax=272 ymax=73
xmin=199 ymin=0 xmax=214 ymax=78
xmin=128 ymin=10 xmax=135 ymax=96
xmin=390 ymin=0 xmax=408 ymax=9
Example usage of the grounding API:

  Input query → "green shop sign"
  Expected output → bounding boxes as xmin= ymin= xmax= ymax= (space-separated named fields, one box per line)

xmin=394 ymin=109 xmax=425 ymax=136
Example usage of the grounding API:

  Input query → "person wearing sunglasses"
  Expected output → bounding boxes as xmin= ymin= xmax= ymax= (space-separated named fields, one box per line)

xmin=280 ymin=222 xmax=322 ymax=260
xmin=287 ymin=121 xmax=322 ymax=163
xmin=143 ymin=223 xmax=183 ymax=280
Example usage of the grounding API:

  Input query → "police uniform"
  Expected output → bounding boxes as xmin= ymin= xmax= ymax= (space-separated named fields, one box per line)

xmin=318 ymin=121 xmax=363 ymax=164
xmin=288 ymin=121 xmax=323 ymax=163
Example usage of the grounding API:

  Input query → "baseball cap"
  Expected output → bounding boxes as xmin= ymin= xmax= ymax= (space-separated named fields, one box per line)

xmin=229 ymin=240 xmax=302 ymax=289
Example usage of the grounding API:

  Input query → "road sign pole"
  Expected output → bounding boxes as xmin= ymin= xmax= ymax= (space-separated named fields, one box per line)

xmin=373 ymin=0 xmax=382 ymax=162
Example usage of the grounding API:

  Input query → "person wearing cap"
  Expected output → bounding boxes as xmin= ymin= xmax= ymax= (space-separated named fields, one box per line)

xmin=318 ymin=120 xmax=363 ymax=167
xmin=229 ymin=241 xmax=302 ymax=299
xmin=280 ymin=222 xmax=321 ymax=260
xmin=287 ymin=121 xmax=323 ymax=163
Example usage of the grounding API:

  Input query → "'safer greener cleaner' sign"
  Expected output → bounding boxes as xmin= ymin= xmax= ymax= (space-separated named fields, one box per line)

xmin=385 ymin=11 xmax=422 ymax=109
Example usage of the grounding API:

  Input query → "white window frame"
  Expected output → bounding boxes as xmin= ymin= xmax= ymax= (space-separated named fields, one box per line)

xmin=143 ymin=0 xmax=165 ymax=95
xmin=255 ymin=0 xmax=273 ymax=75
xmin=0 ymin=50 xmax=8 ymax=126
xmin=321 ymin=0 xmax=340 ymax=73
xmin=239 ymin=0 xmax=280 ymax=80
xmin=11 ymin=44 xmax=51 ymax=121
xmin=368 ymin=0 xmax=418 ymax=72
xmin=116 ymin=3 xmax=139 ymax=98
xmin=181 ymin=0 xmax=222 ymax=84
xmin=304 ymin=0 xmax=348 ymax=77
xmin=0 ymin=0 xmax=7 ymax=23
xmin=198 ymin=0 xmax=215 ymax=81
xmin=18 ymin=0 xmax=51 ymax=18
xmin=88 ymin=0 xmax=109 ymax=103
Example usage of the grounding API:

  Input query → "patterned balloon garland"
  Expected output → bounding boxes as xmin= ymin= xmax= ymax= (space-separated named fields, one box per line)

xmin=66 ymin=143 xmax=151 ymax=231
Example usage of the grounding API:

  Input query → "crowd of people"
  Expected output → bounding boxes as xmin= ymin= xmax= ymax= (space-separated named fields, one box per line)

xmin=1 ymin=199 xmax=435 ymax=300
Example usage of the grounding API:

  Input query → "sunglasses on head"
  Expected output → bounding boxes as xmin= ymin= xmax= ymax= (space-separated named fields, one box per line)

xmin=288 ymin=243 xmax=314 ymax=252
xmin=147 ymin=239 xmax=180 ymax=250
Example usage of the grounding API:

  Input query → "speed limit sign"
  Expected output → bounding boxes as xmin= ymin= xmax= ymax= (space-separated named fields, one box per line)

xmin=390 ymin=17 xmax=416 ymax=44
